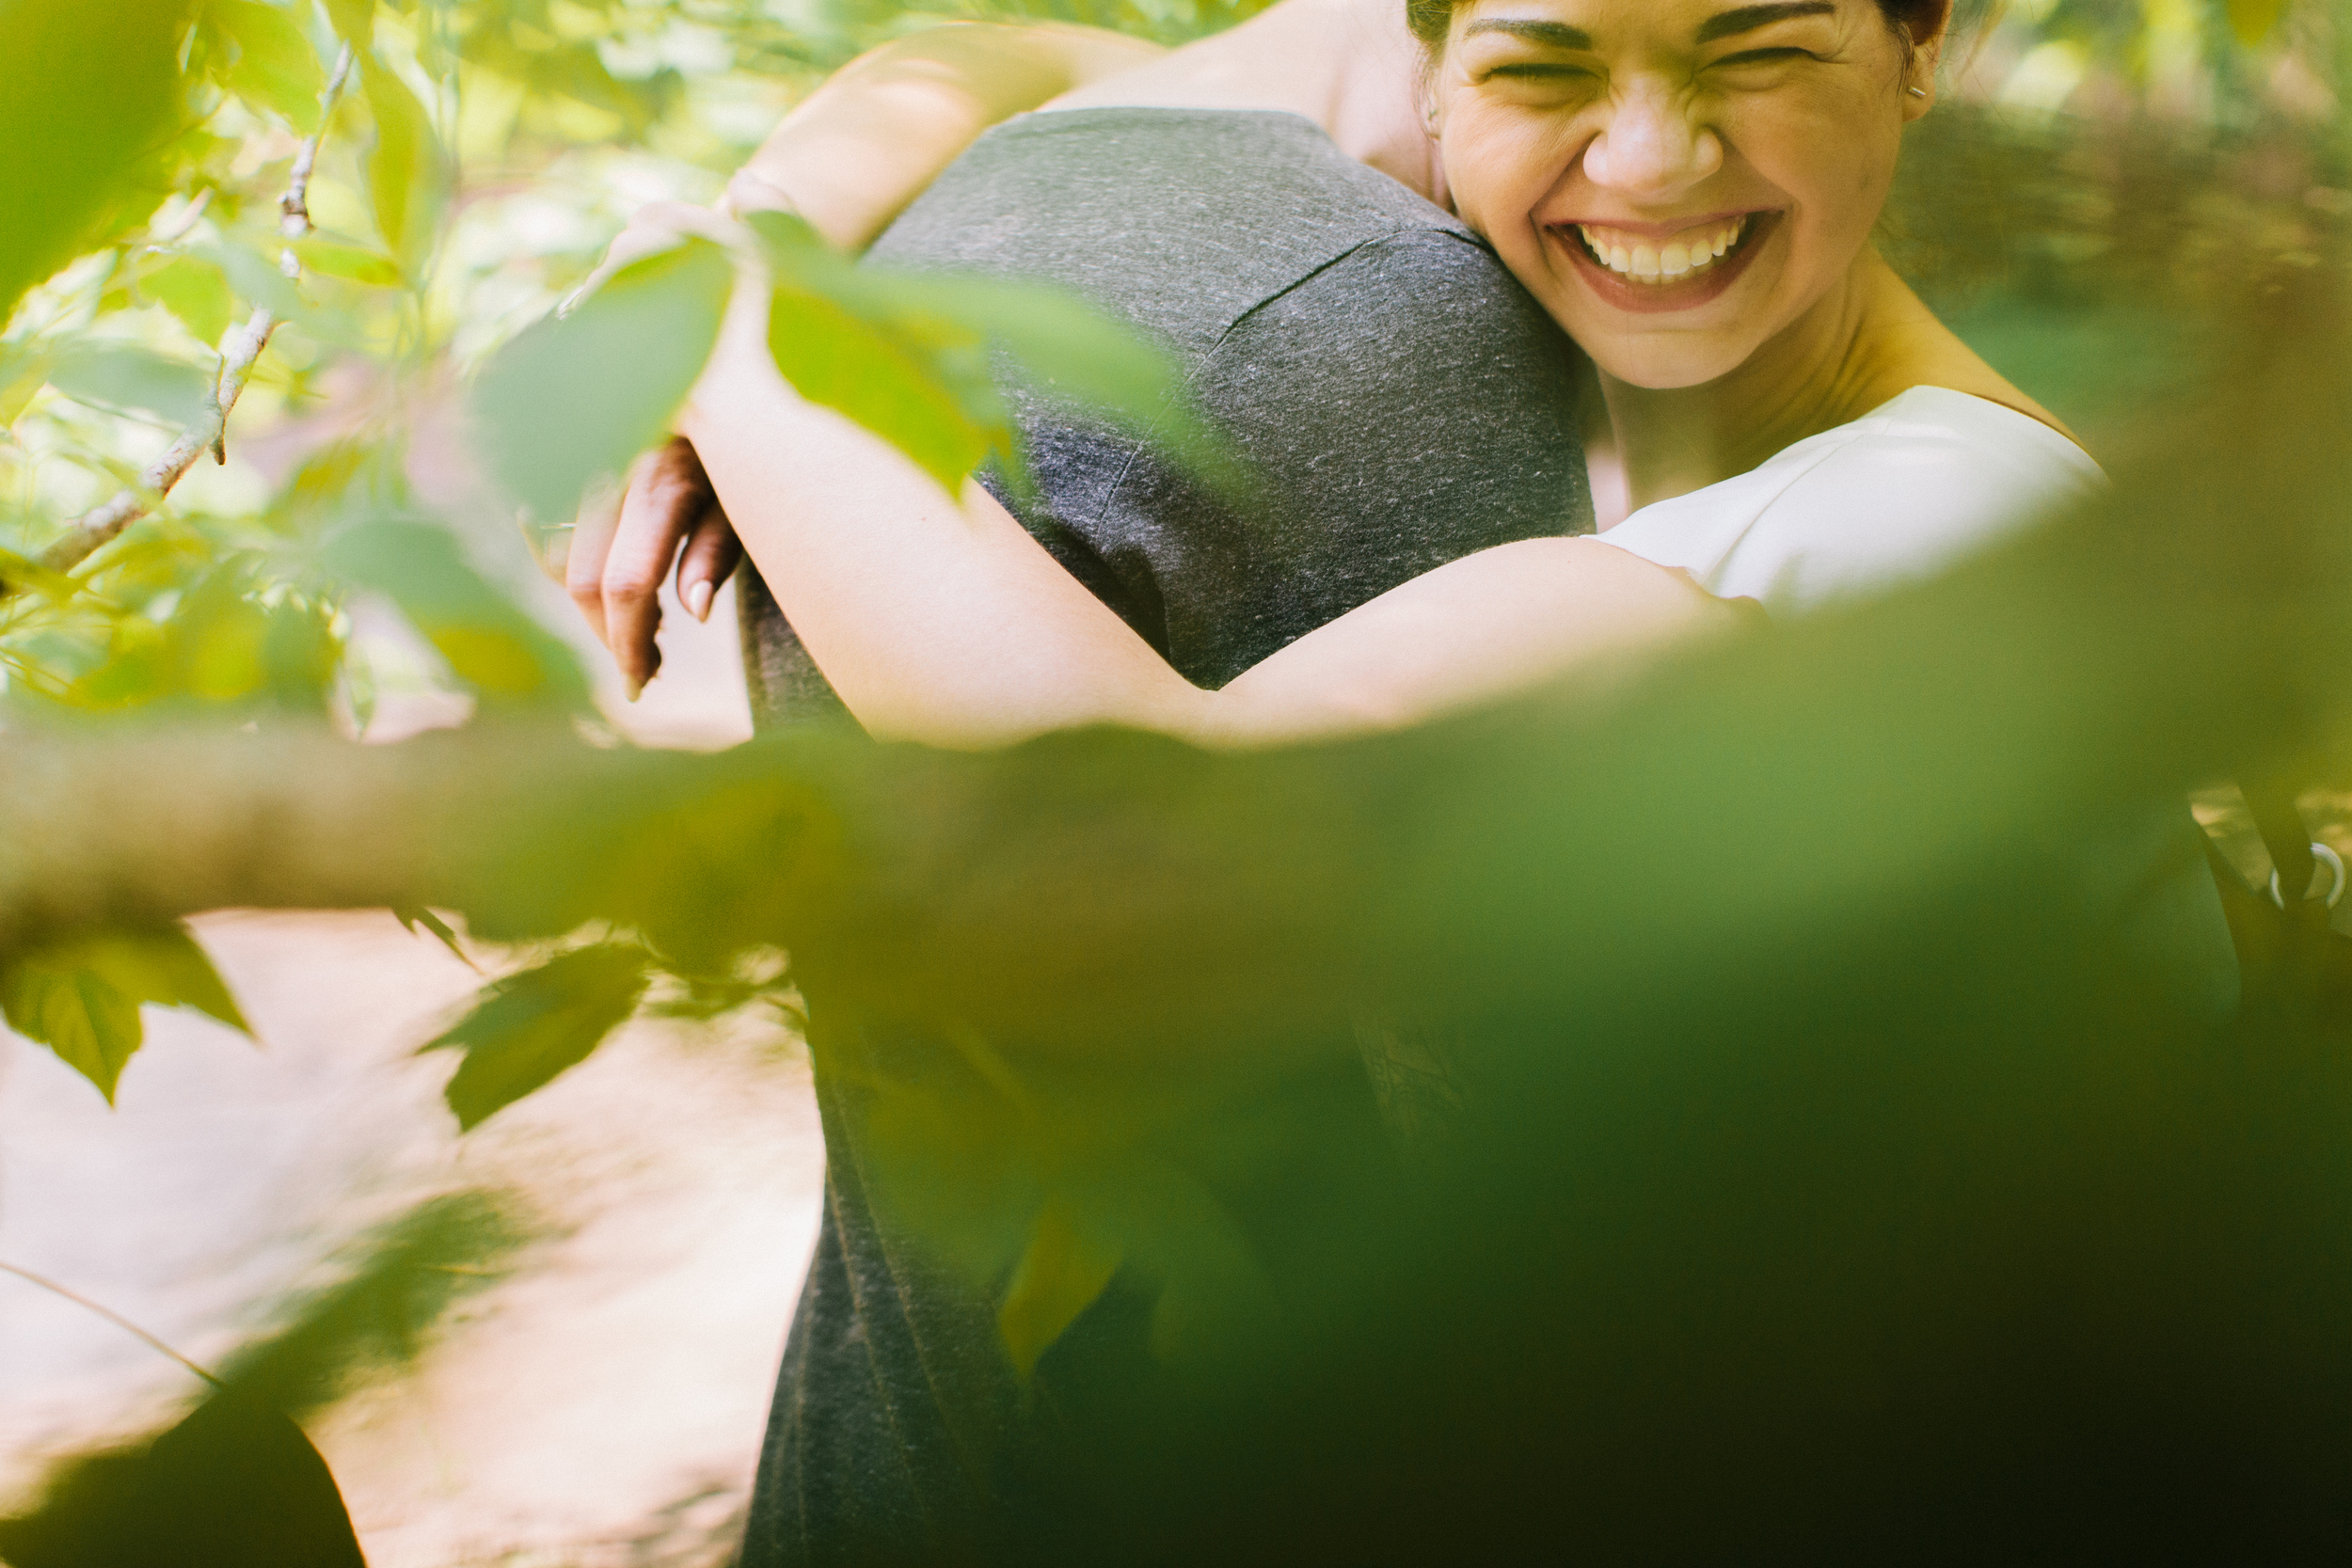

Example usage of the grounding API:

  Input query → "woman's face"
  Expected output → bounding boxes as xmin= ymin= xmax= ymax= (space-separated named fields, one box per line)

xmin=1429 ymin=0 xmax=1937 ymax=389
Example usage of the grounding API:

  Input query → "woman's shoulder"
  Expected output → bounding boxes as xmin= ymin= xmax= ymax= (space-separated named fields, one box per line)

xmin=1604 ymin=388 xmax=2104 ymax=617
xmin=1804 ymin=387 xmax=2104 ymax=502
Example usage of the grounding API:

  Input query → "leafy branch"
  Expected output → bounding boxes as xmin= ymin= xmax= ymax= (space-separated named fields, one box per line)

xmin=8 ymin=42 xmax=357 ymax=594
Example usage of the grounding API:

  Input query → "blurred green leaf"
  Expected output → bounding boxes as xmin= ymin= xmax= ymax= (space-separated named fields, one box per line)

xmin=393 ymin=904 xmax=475 ymax=968
xmin=322 ymin=518 xmax=589 ymax=708
xmin=998 ymin=1195 xmax=1124 ymax=1380
xmin=183 ymin=594 xmax=271 ymax=701
xmin=261 ymin=596 xmax=342 ymax=712
xmin=768 ymin=281 xmax=998 ymax=493
xmin=290 ymin=238 xmax=402 ymax=288
xmin=0 ymin=545 xmax=78 ymax=601
xmin=469 ymin=238 xmax=732 ymax=525
xmin=47 ymin=344 xmax=213 ymax=426
xmin=0 ymin=927 xmax=250 ymax=1104
xmin=360 ymin=54 xmax=443 ymax=273
xmin=0 ymin=0 xmax=187 ymax=328
xmin=322 ymin=0 xmax=371 ymax=49
xmin=189 ymin=241 xmax=309 ymax=322
xmin=0 ymin=1387 xmax=365 ymax=1568
xmin=2227 ymin=0 xmax=2282 ymax=47
xmin=218 ymin=1190 xmax=524 ymax=1414
xmin=749 ymin=212 xmax=1223 ymax=497
xmin=143 ymin=254 xmax=234 ymax=345
xmin=0 ymin=344 xmax=52 ymax=426
xmin=213 ymin=0 xmax=326 ymax=132
xmin=423 ymin=943 xmax=651 ymax=1131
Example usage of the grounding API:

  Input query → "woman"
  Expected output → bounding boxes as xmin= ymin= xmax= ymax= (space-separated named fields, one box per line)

xmin=583 ymin=0 xmax=2101 ymax=753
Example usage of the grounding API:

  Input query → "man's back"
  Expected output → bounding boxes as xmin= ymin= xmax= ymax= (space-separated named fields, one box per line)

xmin=739 ymin=106 xmax=1592 ymax=1566
xmin=741 ymin=108 xmax=1592 ymax=712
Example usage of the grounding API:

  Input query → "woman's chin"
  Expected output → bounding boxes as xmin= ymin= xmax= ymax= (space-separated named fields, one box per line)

xmin=1581 ymin=338 xmax=1752 ymax=391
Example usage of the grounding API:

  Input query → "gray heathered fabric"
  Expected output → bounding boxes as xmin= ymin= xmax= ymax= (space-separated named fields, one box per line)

xmin=737 ymin=108 xmax=1593 ymax=1568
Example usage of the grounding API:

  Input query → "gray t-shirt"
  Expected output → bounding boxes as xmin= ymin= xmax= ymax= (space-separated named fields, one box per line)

xmin=739 ymin=107 xmax=1592 ymax=1567
xmin=739 ymin=106 xmax=1593 ymax=716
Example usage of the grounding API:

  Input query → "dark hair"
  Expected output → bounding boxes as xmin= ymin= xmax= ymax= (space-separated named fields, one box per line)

xmin=1404 ymin=0 xmax=1952 ymax=58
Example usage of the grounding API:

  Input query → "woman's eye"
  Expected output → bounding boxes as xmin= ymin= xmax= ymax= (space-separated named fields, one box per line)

xmin=1707 ymin=47 xmax=1818 ymax=71
xmin=1482 ymin=62 xmax=1599 ymax=87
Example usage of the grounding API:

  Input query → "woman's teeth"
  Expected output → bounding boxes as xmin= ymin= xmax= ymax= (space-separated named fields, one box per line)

xmin=1575 ymin=216 xmax=1750 ymax=283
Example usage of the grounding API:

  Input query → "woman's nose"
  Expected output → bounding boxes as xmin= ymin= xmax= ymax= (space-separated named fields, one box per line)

xmin=1582 ymin=87 xmax=1724 ymax=198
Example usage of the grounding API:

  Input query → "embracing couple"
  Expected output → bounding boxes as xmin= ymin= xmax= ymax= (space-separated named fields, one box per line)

xmin=556 ymin=0 xmax=2230 ymax=1560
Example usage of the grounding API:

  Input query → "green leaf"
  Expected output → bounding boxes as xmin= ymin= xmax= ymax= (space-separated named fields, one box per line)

xmin=143 ymin=253 xmax=234 ymax=345
xmin=0 ymin=927 xmax=250 ymax=1103
xmin=423 ymin=944 xmax=651 ymax=1131
xmin=997 ymin=1195 xmax=1125 ymax=1380
xmin=393 ymin=905 xmax=477 ymax=969
xmin=2227 ymin=0 xmax=2282 ymax=46
xmin=0 ymin=1388 xmax=366 ymax=1567
xmin=1 ymin=965 xmax=141 ymax=1102
xmin=46 ymin=343 xmax=214 ymax=426
xmin=322 ymin=0 xmax=372 ymax=48
xmin=214 ymin=0 xmax=326 ymax=132
xmin=768 ymin=283 xmax=997 ymax=493
xmin=469 ymin=238 xmax=733 ymax=525
xmin=0 ymin=545 xmax=78 ymax=600
xmin=291 ymin=238 xmax=402 ymax=288
xmin=0 ymin=0 xmax=186 ymax=329
xmin=0 ymin=344 xmax=55 ymax=427
xmin=359 ymin=54 xmax=443 ymax=272
xmin=189 ymin=241 xmax=310 ymax=322
xmin=747 ymin=212 xmax=1228 ymax=498
xmin=322 ymin=519 xmax=589 ymax=709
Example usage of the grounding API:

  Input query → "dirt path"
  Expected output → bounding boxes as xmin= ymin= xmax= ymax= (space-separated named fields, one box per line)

xmin=1 ymin=581 xmax=827 ymax=1565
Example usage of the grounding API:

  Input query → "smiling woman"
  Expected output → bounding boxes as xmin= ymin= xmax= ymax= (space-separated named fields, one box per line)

xmin=1417 ymin=0 xmax=2048 ymax=488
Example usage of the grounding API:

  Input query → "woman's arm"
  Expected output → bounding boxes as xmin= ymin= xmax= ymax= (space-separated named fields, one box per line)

xmin=677 ymin=265 xmax=1735 ymax=752
xmin=562 ymin=23 xmax=1162 ymax=686
xmin=723 ymin=23 xmax=1166 ymax=250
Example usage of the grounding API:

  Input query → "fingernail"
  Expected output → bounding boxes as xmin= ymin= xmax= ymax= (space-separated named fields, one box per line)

xmin=624 ymin=678 xmax=643 ymax=702
xmin=686 ymin=579 xmax=714 ymax=622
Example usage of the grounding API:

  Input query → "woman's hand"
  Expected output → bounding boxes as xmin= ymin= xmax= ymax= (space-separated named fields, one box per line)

xmin=548 ymin=22 xmax=1159 ymax=693
xmin=549 ymin=202 xmax=766 ymax=697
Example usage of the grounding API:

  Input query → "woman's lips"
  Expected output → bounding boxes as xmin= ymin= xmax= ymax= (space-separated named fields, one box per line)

xmin=1552 ymin=209 xmax=1782 ymax=315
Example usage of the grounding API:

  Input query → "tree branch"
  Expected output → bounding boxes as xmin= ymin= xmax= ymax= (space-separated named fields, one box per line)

xmin=7 ymin=42 xmax=358 ymax=594
xmin=278 ymin=43 xmax=357 ymax=277
xmin=3 ymin=316 xmax=2347 ymax=1061
xmin=32 ymin=306 xmax=278 ymax=577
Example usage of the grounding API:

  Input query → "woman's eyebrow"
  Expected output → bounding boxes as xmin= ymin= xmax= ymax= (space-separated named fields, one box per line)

xmin=1461 ymin=18 xmax=1596 ymax=49
xmin=1695 ymin=1 xmax=1836 ymax=43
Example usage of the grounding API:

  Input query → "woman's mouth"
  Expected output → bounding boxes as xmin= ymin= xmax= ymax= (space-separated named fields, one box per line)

xmin=1552 ymin=211 xmax=1780 ymax=314
xmin=1577 ymin=214 xmax=1750 ymax=282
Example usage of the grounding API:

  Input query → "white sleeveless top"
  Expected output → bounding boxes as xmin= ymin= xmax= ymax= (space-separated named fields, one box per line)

xmin=1600 ymin=387 xmax=2103 ymax=616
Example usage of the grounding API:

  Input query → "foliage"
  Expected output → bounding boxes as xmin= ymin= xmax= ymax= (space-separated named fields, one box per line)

xmin=423 ymin=938 xmax=653 ymax=1127
xmin=0 ymin=0 xmax=2347 ymax=1424
xmin=0 ymin=1390 xmax=366 ymax=1568
xmin=0 ymin=926 xmax=249 ymax=1103
xmin=0 ymin=1190 xmax=521 ymax=1568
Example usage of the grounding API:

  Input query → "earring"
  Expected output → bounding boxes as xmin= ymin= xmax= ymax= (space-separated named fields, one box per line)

xmin=1908 ymin=86 xmax=1928 ymax=98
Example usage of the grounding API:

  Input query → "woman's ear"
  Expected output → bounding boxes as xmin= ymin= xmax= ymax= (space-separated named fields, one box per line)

xmin=1901 ymin=0 xmax=1950 ymax=119
xmin=1902 ymin=49 xmax=1941 ymax=119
